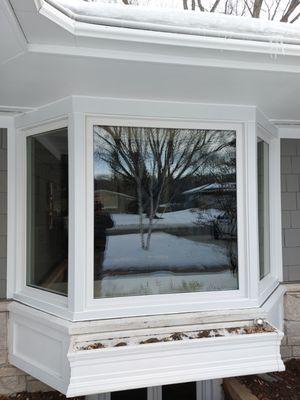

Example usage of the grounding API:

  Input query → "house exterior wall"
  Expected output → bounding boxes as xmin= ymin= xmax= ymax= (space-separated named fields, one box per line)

xmin=281 ymin=139 xmax=300 ymax=282
xmin=280 ymin=138 xmax=300 ymax=359
xmin=0 ymin=129 xmax=7 ymax=299
xmin=281 ymin=285 xmax=300 ymax=359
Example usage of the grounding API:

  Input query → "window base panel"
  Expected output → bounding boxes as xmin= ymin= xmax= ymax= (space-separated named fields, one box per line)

xmin=8 ymin=301 xmax=284 ymax=397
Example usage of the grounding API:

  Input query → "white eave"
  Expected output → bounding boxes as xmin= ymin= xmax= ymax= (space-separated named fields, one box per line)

xmin=37 ymin=0 xmax=300 ymax=56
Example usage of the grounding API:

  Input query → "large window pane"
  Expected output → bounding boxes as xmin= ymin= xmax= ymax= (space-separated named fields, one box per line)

xmin=27 ymin=128 xmax=68 ymax=296
xmin=257 ymin=138 xmax=270 ymax=280
xmin=93 ymin=126 xmax=238 ymax=298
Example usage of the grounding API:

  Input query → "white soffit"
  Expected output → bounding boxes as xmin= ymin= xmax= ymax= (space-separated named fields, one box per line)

xmin=0 ymin=0 xmax=26 ymax=65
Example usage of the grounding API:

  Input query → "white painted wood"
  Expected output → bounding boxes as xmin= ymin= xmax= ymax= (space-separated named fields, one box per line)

xmin=256 ymin=121 xmax=282 ymax=304
xmin=8 ymin=301 xmax=284 ymax=397
xmin=1 ymin=117 xmax=16 ymax=300
xmin=84 ymin=115 xmax=250 ymax=319
xmin=261 ymin=285 xmax=286 ymax=331
xmin=68 ymin=112 xmax=87 ymax=314
xmin=12 ymin=118 xmax=70 ymax=318
xmin=66 ymin=328 xmax=284 ymax=397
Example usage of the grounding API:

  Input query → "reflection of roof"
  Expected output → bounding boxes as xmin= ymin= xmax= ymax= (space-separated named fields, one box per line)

xmin=183 ymin=182 xmax=236 ymax=195
xmin=95 ymin=189 xmax=135 ymax=200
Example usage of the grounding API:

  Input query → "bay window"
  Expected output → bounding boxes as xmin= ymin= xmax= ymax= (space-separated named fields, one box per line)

xmin=13 ymin=109 xmax=281 ymax=319
xmin=8 ymin=100 xmax=284 ymax=396
xmin=9 ymin=100 xmax=282 ymax=321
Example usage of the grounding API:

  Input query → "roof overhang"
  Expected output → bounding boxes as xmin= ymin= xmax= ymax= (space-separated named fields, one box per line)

xmin=37 ymin=0 xmax=300 ymax=56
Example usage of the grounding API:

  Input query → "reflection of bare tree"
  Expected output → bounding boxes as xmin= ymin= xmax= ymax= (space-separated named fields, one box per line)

xmin=195 ymin=159 xmax=238 ymax=273
xmin=94 ymin=126 xmax=235 ymax=250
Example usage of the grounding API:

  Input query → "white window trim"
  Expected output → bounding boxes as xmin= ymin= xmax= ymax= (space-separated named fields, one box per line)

xmin=257 ymin=124 xmax=282 ymax=304
xmin=12 ymin=117 xmax=71 ymax=319
xmin=81 ymin=116 xmax=254 ymax=320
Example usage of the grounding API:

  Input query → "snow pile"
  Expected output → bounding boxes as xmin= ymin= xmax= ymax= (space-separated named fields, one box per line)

xmin=49 ymin=0 xmax=300 ymax=44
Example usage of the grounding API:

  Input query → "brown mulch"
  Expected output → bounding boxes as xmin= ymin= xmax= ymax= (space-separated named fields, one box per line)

xmin=238 ymin=359 xmax=300 ymax=400
xmin=0 ymin=393 xmax=84 ymax=400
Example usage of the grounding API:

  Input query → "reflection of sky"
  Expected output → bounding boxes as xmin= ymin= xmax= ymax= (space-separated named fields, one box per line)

xmin=93 ymin=126 xmax=236 ymax=180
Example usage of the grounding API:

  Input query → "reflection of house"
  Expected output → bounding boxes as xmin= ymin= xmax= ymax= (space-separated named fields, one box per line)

xmin=182 ymin=182 xmax=236 ymax=208
xmin=94 ymin=189 xmax=135 ymax=212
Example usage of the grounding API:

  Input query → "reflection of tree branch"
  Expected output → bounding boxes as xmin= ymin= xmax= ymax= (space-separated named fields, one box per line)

xmin=94 ymin=126 xmax=236 ymax=250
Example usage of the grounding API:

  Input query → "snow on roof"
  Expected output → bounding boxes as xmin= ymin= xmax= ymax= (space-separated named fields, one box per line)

xmin=48 ymin=0 xmax=300 ymax=45
xmin=183 ymin=182 xmax=236 ymax=195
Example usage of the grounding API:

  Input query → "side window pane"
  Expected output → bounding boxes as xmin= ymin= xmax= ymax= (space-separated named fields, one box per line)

xmin=162 ymin=382 xmax=197 ymax=400
xmin=257 ymin=138 xmax=270 ymax=280
xmin=93 ymin=126 xmax=238 ymax=298
xmin=26 ymin=128 xmax=68 ymax=295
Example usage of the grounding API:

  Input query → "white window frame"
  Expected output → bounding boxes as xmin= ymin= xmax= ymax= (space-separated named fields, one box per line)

xmin=82 ymin=116 xmax=252 ymax=320
xmin=12 ymin=118 xmax=71 ymax=319
xmin=9 ymin=99 xmax=281 ymax=321
xmin=257 ymin=125 xmax=282 ymax=304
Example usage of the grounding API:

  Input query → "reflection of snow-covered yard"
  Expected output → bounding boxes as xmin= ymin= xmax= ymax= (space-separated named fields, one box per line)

xmin=93 ymin=210 xmax=238 ymax=298
xmin=102 ymin=232 xmax=230 ymax=273
xmin=110 ymin=208 xmax=222 ymax=230
xmin=94 ymin=270 xmax=237 ymax=298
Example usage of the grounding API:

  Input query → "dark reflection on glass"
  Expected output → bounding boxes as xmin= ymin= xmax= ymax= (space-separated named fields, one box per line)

xmin=257 ymin=138 xmax=270 ymax=280
xmin=162 ymin=382 xmax=197 ymax=400
xmin=93 ymin=126 xmax=238 ymax=298
xmin=111 ymin=388 xmax=147 ymax=400
xmin=27 ymin=128 xmax=68 ymax=296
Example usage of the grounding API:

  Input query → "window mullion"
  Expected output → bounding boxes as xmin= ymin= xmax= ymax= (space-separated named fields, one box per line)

xmin=68 ymin=112 xmax=87 ymax=315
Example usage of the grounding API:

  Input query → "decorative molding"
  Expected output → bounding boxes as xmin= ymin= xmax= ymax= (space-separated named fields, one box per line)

xmin=9 ymin=302 xmax=284 ymax=397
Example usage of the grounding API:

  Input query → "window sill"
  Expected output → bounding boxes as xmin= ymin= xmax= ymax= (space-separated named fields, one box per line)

xmin=9 ymin=300 xmax=284 ymax=396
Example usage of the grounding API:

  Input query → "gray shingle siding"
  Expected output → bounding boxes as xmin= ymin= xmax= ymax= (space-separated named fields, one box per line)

xmin=281 ymin=139 xmax=300 ymax=282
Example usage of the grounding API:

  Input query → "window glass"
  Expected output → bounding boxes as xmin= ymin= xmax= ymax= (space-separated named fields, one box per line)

xmin=26 ymin=128 xmax=68 ymax=295
xmin=111 ymin=388 xmax=147 ymax=400
xmin=257 ymin=138 xmax=270 ymax=280
xmin=162 ymin=382 xmax=196 ymax=400
xmin=93 ymin=126 xmax=238 ymax=298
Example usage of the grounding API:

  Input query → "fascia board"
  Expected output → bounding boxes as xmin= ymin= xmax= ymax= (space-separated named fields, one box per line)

xmin=37 ymin=0 xmax=300 ymax=58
